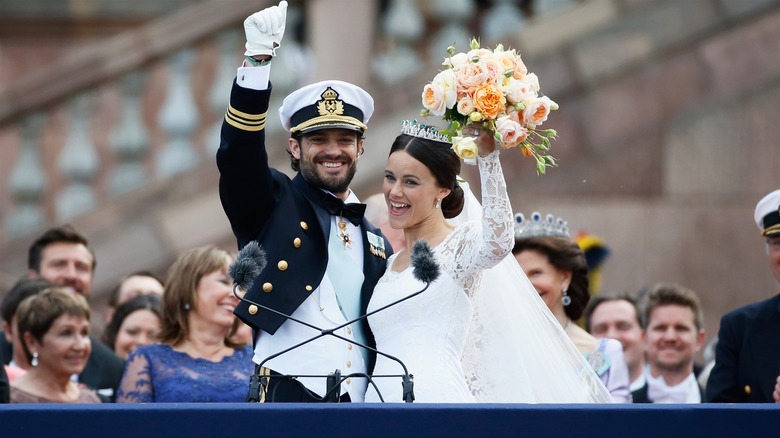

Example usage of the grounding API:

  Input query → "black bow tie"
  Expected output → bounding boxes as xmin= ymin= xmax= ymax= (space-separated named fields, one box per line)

xmin=322 ymin=195 xmax=366 ymax=226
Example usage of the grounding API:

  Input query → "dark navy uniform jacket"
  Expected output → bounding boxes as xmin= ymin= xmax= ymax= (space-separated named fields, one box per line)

xmin=706 ymin=293 xmax=780 ymax=402
xmin=216 ymin=81 xmax=391 ymax=371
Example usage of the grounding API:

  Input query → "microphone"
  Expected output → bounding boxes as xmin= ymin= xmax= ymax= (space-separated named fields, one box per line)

xmin=229 ymin=241 xmax=266 ymax=291
xmin=228 ymin=239 xmax=439 ymax=403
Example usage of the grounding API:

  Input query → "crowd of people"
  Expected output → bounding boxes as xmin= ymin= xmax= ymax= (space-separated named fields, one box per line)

xmin=2 ymin=1 xmax=779 ymax=406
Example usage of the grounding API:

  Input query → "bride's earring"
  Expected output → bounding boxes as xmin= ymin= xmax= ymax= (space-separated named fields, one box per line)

xmin=561 ymin=287 xmax=572 ymax=307
xmin=31 ymin=352 xmax=39 ymax=367
xmin=435 ymin=198 xmax=441 ymax=209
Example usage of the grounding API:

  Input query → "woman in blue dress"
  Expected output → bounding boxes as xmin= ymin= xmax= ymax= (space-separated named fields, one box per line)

xmin=117 ymin=246 xmax=253 ymax=402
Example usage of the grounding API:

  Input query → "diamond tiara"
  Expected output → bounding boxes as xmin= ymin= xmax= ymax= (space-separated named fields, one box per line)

xmin=514 ymin=211 xmax=570 ymax=239
xmin=400 ymin=120 xmax=450 ymax=144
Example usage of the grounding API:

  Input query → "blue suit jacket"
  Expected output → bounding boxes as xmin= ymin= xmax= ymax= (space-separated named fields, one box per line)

xmin=216 ymin=81 xmax=391 ymax=372
xmin=706 ymin=293 xmax=780 ymax=402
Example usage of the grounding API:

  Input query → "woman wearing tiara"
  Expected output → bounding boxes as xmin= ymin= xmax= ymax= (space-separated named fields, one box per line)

xmin=512 ymin=212 xmax=632 ymax=403
xmin=363 ymin=121 xmax=614 ymax=403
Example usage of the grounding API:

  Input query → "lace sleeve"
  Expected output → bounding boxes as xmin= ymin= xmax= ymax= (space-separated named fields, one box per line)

xmin=116 ymin=348 xmax=153 ymax=403
xmin=442 ymin=151 xmax=514 ymax=295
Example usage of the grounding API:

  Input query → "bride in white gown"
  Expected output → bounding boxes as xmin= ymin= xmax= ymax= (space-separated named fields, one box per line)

xmin=364 ymin=121 xmax=614 ymax=403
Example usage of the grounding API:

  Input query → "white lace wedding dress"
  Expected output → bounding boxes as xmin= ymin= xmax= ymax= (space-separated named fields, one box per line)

xmin=365 ymin=151 xmax=514 ymax=403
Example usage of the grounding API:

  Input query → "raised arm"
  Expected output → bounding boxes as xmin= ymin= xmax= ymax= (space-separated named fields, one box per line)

xmin=445 ymin=127 xmax=514 ymax=289
xmin=216 ymin=2 xmax=288 ymax=245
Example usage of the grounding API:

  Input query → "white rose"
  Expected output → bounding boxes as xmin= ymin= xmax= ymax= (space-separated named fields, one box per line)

xmin=432 ymin=69 xmax=458 ymax=109
xmin=444 ymin=52 xmax=469 ymax=69
xmin=451 ymin=136 xmax=479 ymax=160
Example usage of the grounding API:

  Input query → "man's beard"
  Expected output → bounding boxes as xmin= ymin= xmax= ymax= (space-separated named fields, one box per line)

xmin=299 ymin=156 xmax=357 ymax=194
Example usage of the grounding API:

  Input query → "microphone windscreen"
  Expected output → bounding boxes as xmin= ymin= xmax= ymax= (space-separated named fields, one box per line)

xmin=228 ymin=257 xmax=261 ymax=291
xmin=242 ymin=240 xmax=267 ymax=272
xmin=411 ymin=240 xmax=440 ymax=284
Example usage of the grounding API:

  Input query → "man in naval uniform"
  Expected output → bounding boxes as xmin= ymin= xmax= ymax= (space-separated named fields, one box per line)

xmin=707 ymin=189 xmax=780 ymax=403
xmin=217 ymin=1 xmax=391 ymax=402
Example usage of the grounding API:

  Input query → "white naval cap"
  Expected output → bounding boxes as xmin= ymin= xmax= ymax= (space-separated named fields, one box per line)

xmin=279 ymin=80 xmax=374 ymax=135
xmin=754 ymin=189 xmax=780 ymax=237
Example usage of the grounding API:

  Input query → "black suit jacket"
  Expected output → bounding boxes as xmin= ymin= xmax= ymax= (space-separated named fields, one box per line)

xmin=217 ymin=81 xmax=391 ymax=373
xmin=706 ymin=293 xmax=780 ymax=403
xmin=0 ymin=332 xmax=124 ymax=402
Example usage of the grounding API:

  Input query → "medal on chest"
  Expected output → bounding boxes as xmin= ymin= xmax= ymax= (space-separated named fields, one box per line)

xmin=338 ymin=218 xmax=351 ymax=249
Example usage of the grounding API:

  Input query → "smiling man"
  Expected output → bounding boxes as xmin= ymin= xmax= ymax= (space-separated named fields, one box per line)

xmin=216 ymin=1 xmax=391 ymax=403
xmin=633 ymin=283 xmax=706 ymax=403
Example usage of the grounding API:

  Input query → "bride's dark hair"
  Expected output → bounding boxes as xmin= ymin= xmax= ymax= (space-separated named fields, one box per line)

xmin=389 ymin=134 xmax=465 ymax=219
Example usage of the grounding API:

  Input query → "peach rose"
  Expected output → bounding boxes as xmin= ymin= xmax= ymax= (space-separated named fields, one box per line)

xmin=453 ymin=61 xmax=491 ymax=95
xmin=457 ymin=94 xmax=475 ymax=116
xmin=422 ymin=83 xmax=447 ymax=116
xmin=495 ymin=115 xmax=528 ymax=149
xmin=513 ymin=54 xmax=529 ymax=79
xmin=481 ymin=56 xmax=502 ymax=84
xmin=473 ymin=84 xmax=507 ymax=120
xmin=523 ymin=96 xmax=557 ymax=127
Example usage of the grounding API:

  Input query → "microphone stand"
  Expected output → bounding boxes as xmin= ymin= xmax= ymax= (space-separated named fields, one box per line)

xmin=233 ymin=281 xmax=431 ymax=403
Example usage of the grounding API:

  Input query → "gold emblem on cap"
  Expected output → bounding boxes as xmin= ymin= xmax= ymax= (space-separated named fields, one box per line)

xmin=317 ymin=87 xmax=345 ymax=116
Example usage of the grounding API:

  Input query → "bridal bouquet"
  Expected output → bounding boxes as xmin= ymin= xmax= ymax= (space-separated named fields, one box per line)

xmin=421 ymin=38 xmax=559 ymax=174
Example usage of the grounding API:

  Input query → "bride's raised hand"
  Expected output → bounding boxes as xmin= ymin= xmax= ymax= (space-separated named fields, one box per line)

xmin=464 ymin=124 xmax=498 ymax=157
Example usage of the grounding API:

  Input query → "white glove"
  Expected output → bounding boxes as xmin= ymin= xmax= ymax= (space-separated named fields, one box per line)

xmin=244 ymin=1 xmax=288 ymax=57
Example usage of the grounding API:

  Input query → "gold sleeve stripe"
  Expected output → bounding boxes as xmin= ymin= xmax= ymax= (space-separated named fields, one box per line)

xmin=228 ymin=104 xmax=267 ymax=121
xmin=225 ymin=113 xmax=265 ymax=131
xmin=225 ymin=115 xmax=265 ymax=131
xmin=225 ymin=105 xmax=266 ymax=131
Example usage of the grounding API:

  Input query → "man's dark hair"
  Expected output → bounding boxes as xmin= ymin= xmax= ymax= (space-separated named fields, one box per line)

xmin=27 ymin=224 xmax=96 ymax=272
xmin=638 ymin=282 xmax=703 ymax=330
xmin=582 ymin=290 xmax=640 ymax=332
xmin=1 ymin=277 xmax=54 ymax=324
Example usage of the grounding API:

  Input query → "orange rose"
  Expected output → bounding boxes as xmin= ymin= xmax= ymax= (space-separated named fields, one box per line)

xmin=473 ymin=84 xmax=506 ymax=121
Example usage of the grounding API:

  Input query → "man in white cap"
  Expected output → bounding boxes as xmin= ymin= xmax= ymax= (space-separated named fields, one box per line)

xmin=216 ymin=1 xmax=391 ymax=403
xmin=706 ymin=189 xmax=780 ymax=402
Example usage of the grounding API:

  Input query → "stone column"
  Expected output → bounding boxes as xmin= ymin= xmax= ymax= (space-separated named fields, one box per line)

xmin=307 ymin=0 xmax=379 ymax=86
